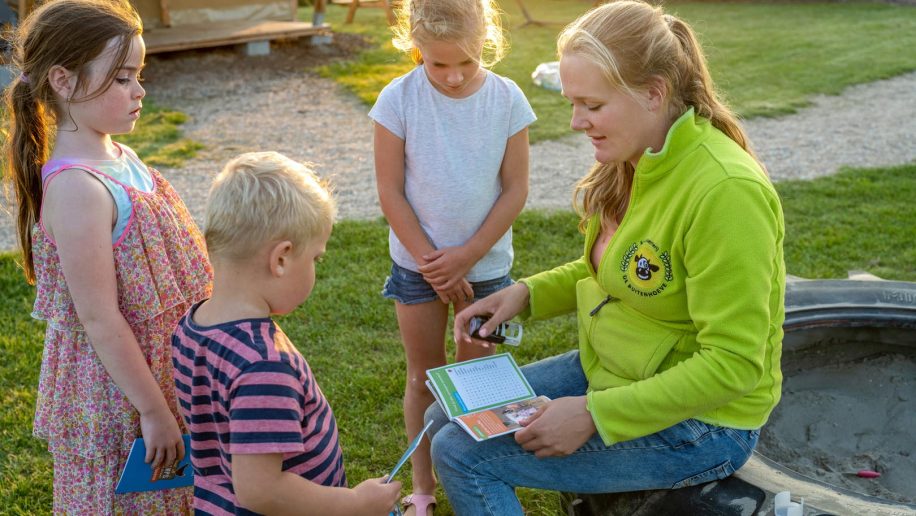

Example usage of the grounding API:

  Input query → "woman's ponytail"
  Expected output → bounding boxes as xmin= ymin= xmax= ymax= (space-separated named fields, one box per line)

xmin=560 ymin=1 xmax=766 ymax=230
xmin=666 ymin=16 xmax=762 ymax=168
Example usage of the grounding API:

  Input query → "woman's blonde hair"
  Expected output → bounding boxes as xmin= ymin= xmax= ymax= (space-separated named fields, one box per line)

xmin=3 ymin=0 xmax=142 ymax=283
xmin=205 ymin=152 xmax=337 ymax=261
xmin=559 ymin=0 xmax=760 ymax=231
xmin=391 ymin=0 xmax=508 ymax=67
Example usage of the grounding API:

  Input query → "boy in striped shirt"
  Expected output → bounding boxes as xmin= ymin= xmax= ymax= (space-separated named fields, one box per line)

xmin=172 ymin=152 xmax=401 ymax=515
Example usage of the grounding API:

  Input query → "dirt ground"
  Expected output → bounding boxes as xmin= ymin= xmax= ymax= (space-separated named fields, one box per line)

xmin=144 ymin=32 xmax=372 ymax=83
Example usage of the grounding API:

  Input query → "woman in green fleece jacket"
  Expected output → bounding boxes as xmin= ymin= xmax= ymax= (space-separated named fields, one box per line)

xmin=424 ymin=1 xmax=785 ymax=514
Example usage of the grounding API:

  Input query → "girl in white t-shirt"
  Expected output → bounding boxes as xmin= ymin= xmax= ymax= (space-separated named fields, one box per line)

xmin=369 ymin=0 xmax=535 ymax=513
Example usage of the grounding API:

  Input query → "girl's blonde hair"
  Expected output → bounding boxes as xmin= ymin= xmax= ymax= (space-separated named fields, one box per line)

xmin=205 ymin=152 xmax=337 ymax=261
xmin=3 ymin=0 xmax=142 ymax=283
xmin=391 ymin=0 xmax=508 ymax=67
xmin=559 ymin=0 xmax=760 ymax=231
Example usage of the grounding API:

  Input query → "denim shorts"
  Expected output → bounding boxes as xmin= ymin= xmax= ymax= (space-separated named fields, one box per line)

xmin=381 ymin=262 xmax=513 ymax=305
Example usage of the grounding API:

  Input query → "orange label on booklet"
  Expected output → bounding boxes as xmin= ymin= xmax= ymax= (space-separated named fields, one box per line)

xmin=461 ymin=410 xmax=510 ymax=438
xmin=152 ymin=460 xmax=190 ymax=482
xmin=454 ymin=395 xmax=549 ymax=441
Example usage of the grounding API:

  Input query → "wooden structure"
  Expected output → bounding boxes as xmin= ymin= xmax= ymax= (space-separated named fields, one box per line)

xmin=513 ymin=0 xmax=563 ymax=28
xmin=338 ymin=0 xmax=395 ymax=25
xmin=16 ymin=0 xmax=331 ymax=55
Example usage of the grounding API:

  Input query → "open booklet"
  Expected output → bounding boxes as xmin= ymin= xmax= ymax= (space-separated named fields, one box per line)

xmin=116 ymin=434 xmax=193 ymax=493
xmin=425 ymin=353 xmax=549 ymax=442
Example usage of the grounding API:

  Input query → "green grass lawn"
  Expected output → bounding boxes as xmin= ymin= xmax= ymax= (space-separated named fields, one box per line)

xmin=119 ymin=101 xmax=203 ymax=168
xmin=1 ymin=1 xmax=913 ymax=512
xmin=0 ymin=100 xmax=200 ymax=171
xmin=2 ymin=163 xmax=913 ymax=514
xmin=310 ymin=0 xmax=916 ymax=143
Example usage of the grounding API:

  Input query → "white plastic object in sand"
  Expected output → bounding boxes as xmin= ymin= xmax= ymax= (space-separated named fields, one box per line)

xmin=774 ymin=490 xmax=805 ymax=516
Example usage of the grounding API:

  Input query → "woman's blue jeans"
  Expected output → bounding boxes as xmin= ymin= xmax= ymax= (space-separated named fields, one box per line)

xmin=424 ymin=350 xmax=759 ymax=516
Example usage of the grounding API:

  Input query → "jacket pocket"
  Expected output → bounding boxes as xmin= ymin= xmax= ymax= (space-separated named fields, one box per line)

xmin=577 ymin=277 xmax=681 ymax=382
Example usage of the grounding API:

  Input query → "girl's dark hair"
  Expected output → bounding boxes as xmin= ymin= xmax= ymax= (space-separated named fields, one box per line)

xmin=558 ymin=0 xmax=761 ymax=231
xmin=3 ymin=0 xmax=142 ymax=283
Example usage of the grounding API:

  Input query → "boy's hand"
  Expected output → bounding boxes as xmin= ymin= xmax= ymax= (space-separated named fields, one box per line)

xmin=139 ymin=405 xmax=185 ymax=469
xmin=353 ymin=476 xmax=402 ymax=515
xmin=419 ymin=246 xmax=475 ymax=291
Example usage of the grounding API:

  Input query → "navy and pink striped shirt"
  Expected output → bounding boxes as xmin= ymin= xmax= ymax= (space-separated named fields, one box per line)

xmin=172 ymin=302 xmax=346 ymax=515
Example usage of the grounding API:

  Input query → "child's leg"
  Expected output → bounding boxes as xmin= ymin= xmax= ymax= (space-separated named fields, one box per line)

xmin=395 ymin=300 xmax=450 ymax=512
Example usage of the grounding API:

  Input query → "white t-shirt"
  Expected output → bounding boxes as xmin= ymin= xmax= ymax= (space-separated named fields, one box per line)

xmin=369 ymin=66 xmax=537 ymax=281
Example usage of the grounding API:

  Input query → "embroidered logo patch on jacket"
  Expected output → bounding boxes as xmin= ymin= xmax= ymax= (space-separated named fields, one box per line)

xmin=620 ymin=240 xmax=673 ymax=297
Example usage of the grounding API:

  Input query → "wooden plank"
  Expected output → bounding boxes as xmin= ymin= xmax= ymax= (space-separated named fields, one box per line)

xmin=513 ymin=0 xmax=563 ymax=28
xmin=345 ymin=0 xmax=359 ymax=24
xmin=159 ymin=0 xmax=171 ymax=27
xmin=144 ymin=19 xmax=331 ymax=54
xmin=344 ymin=0 xmax=394 ymax=25
xmin=312 ymin=0 xmax=327 ymax=27
xmin=174 ymin=0 xmax=284 ymax=9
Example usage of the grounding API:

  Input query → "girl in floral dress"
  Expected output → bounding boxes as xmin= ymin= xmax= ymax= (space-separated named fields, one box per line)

xmin=4 ymin=1 xmax=211 ymax=513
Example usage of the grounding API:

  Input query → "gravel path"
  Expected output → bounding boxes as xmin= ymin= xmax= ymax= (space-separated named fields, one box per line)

xmin=1 ymin=39 xmax=914 ymax=251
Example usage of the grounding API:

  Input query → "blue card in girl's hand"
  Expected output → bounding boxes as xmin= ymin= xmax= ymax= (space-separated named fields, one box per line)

xmin=388 ymin=420 xmax=434 ymax=516
xmin=387 ymin=419 xmax=434 ymax=483
xmin=116 ymin=435 xmax=193 ymax=493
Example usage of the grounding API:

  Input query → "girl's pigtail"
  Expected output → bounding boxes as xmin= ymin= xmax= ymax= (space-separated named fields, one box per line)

xmin=4 ymin=77 xmax=51 ymax=284
xmin=667 ymin=16 xmax=763 ymax=171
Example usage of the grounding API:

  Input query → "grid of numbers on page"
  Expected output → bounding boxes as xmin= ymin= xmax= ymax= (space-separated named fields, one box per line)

xmin=446 ymin=356 xmax=532 ymax=411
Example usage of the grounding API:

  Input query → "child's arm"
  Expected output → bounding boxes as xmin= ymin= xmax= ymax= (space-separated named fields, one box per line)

xmin=374 ymin=122 xmax=474 ymax=303
xmin=233 ymin=453 xmax=402 ymax=515
xmin=418 ymin=128 xmax=530 ymax=290
xmin=43 ymin=171 xmax=184 ymax=468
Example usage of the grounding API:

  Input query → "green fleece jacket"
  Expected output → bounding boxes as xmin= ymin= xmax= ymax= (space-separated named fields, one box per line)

xmin=520 ymin=109 xmax=785 ymax=446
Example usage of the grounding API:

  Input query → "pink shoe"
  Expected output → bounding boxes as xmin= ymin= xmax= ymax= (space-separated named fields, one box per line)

xmin=401 ymin=493 xmax=437 ymax=516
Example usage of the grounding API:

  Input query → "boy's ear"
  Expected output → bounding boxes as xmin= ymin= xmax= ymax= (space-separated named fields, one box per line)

xmin=47 ymin=65 xmax=77 ymax=100
xmin=268 ymin=240 xmax=294 ymax=278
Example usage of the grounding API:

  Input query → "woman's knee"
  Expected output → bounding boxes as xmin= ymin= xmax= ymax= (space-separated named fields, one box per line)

xmin=429 ymin=424 xmax=472 ymax=473
xmin=424 ymin=401 xmax=450 ymax=436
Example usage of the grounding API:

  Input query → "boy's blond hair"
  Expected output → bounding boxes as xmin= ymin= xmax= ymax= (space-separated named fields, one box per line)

xmin=205 ymin=152 xmax=336 ymax=260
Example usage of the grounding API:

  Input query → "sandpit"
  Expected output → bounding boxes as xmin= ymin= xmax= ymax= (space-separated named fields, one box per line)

xmin=757 ymin=350 xmax=916 ymax=505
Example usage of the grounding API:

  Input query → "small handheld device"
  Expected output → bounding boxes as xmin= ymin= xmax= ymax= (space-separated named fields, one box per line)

xmin=468 ymin=316 xmax=523 ymax=346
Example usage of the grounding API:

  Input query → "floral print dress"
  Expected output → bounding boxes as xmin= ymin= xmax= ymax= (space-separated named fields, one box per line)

xmin=31 ymin=153 xmax=211 ymax=514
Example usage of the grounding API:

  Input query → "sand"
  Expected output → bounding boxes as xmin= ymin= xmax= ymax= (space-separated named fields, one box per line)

xmin=756 ymin=351 xmax=916 ymax=504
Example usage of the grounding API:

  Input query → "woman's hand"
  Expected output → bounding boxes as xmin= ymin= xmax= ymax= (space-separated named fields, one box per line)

xmin=419 ymin=246 xmax=475 ymax=291
xmin=514 ymin=396 xmax=596 ymax=458
xmin=454 ymin=282 xmax=530 ymax=347
xmin=140 ymin=405 xmax=185 ymax=469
